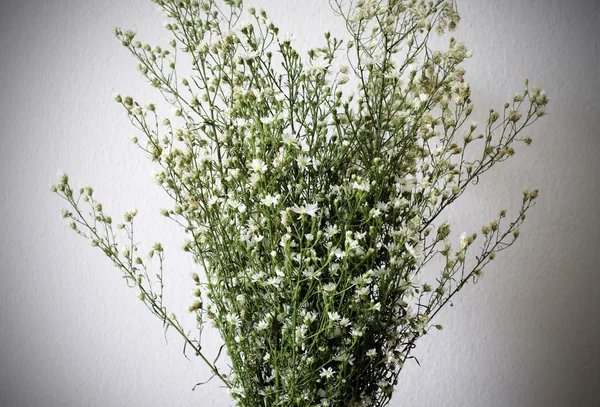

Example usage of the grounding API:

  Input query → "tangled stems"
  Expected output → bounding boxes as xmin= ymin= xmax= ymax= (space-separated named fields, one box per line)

xmin=53 ymin=1 xmax=547 ymax=406
xmin=52 ymin=178 xmax=231 ymax=389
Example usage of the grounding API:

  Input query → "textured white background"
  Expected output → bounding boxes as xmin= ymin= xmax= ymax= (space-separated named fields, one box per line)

xmin=1 ymin=0 xmax=599 ymax=406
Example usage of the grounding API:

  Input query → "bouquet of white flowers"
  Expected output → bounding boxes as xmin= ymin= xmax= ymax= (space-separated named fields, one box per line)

xmin=53 ymin=0 xmax=548 ymax=405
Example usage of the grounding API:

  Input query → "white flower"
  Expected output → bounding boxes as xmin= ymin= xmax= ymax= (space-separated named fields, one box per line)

xmin=228 ymin=386 xmax=245 ymax=398
xmin=338 ymin=317 xmax=351 ymax=328
xmin=296 ymin=155 xmax=311 ymax=170
xmin=240 ymin=50 xmax=258 ymax=60
xmin=328 ymin=311 xmax=341 ymax=322
xmin=261 ymin=194 xmax=280 ymax=207
xmin=459 ymin=232 xmax=468 ymax=250
xmin=248 ymin=173 xmax=261 ymax=186
xmin=250 ymin=158 xmax=267 ymax=174
xmin=319 ymin=367 xmax=335 ymax=379
xmin=280 ymin=32 xmax=295 ymax=43
xmin=309 ymin=60 xmax=327 ymax=73
xmin=305 ymin=233 xmax=314 ymax=241
xmin=250 ymin=271 xmax=265 ymax=283
xmin=303 ymin=312 xmax=317 ymax=325
xmin=362 ymin=57 xmax=376 ymax=67
xmin=282 ymin=132 xmax=299 ymax=148
xmin=351 ymin=179 xmax=370 ymax=192
xmin=228 ymin=168 xmax=240 ymax=180
xmin=357 ymin=286 xmax=370 ymax=296
xmin=260 ymin=114 xmax=278 ymax=125
xmin=346 ymin=237 xmax=364 ymax=255
xmin=257 ymin=320 xmax=269 ymax=331
xmin=405 ymin=241 xmax=424 ymax=265
xmin=295 ymin=325 xmax=307 ymax=340
xmin=370 ymin=208 xmax=382 ymax=218
xmin=366 ymin=348 xmax=377 ymax=358
xmin=226 ymin=313 xmax=241 ymax=328
xmin=331 ymin=246 xmax=344 ymax=259
xmin=228 ymin=200 xmax=246 ymax=213
xmin=291 ymin=202 xmax=319 ymax=217
xmin=323 ymin=282 xmax=336 ymax=292
xmin=401 ymin=177 xmax=417 ymax=193
xmin=350 ymin=327 xmax=363 ymax=337
xmin=325 ymin=225 xmax=339 ymax=238
xmin=375 ymin=201 xmax=389 ymax=212
xmin=233 ymin=117 xmax=247 ymax=127
xmin=302 ymin=266 xmax=322 ymax=280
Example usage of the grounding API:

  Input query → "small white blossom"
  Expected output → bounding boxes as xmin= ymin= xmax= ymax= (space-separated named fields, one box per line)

xmin=280 ymin=32 xmax=295 ymax=43
xmin=303 ymin=266 xmax=322 ymax=280
xmin=460 ymin=232 xmax=469 ymax=250
xmin=375 ymin=201 xmax=389 ymax=212
xmin=328 ymin=311 xmax=341 ymax=322
xmin=282 ymin=132 xmax=299 ymax=148
xmin=226 ymin=313 xmax=241 ymax=328
xmin=323 ymin=282 xmax=336 ymax=292
xmin=339 ymin=317 xmax=351 ymax=328
xmin=248 ymin=173 xmax=261 ymax=187
xmin=240 ymin=50 xmax=258 ymax=61
xmin=357 ymin=286 xmax=370 ymax=297
xmin=320 ymin=367 xmax=335 ymax=379
xmin=250 ymin=158 xmax=267 ymax=174
xmin=261 ymin=194 xmax=280 ymax=207
xmin=309 ymin=60 xmax=327 ymax=74
xmin=303 ymin=311 xmax=317 ymax=325
xmin=260 ymin=114 xmax=278 ymax=125
xmin=351 ymin=179 xmax=370 ymax=192
xmin=233 ymin=117 xmax=247 ymax=127
xmin=351 ymin=327 xmax=364 ymax=337
xmin=297 ymin=155 xmax=311 ymax=170
xmin=331 ymin=246 xmax=344 ymax=259
xmin=325 ymin=225 xmax=339 ymax=237
xmin=291 ymin=202 xmax=319 ymax=217
xmin=405 ymin=241 xmax=424 ymax=265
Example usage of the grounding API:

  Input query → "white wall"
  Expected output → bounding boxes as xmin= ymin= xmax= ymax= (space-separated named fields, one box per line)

xmin=1 ymin=0 xmax=599 ymax=406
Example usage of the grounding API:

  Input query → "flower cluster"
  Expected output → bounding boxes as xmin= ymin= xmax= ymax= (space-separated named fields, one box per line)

xmin=54 ymin=1 xmax=547 ymax=406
